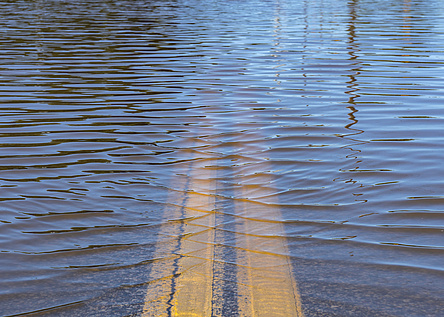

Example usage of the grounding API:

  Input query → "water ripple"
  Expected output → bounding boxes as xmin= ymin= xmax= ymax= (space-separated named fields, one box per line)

xmin=1 ymin=0 xmax=444 ymax=315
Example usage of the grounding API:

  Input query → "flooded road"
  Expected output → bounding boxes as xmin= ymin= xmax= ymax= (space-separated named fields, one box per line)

xmin=1 ymin=0 xmax=444 ymax=315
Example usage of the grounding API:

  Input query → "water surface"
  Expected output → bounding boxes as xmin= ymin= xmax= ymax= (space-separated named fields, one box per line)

xmin=1 ymin=0 xmax=444 ymax=316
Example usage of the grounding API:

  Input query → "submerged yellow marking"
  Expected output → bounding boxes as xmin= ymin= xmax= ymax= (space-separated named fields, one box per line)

xmin=143 ymin=146 xmax=304 ymax=316
xmin=142 ymin=159 xmax=216 ymax=317
xmin=170 ymin=191 xmax=216 ymax=316
xmin=235 ymin=195 xmax=304 ymax=316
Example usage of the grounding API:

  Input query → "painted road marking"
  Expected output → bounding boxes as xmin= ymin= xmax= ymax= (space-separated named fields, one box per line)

xmin=142 ymin=141 xmax=304 ymax=316
xmin=142 ymin=155 xmax=217 ymax=316
xmin=235 ymin=194 xmax=304 ymax=316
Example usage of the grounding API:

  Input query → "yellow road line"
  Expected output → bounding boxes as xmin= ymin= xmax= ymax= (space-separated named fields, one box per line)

xmin=142 ymin=140 xmax=304 ymax=316
xmin=235 ymin=196 xmax=304 ymax=316
xmin=142 ymin=157 xmax=217 ymax=316
xmin=230 ymin=119 xmax=304 ymax=315
xmin=170 ymin=192 xmax=216 ymax=316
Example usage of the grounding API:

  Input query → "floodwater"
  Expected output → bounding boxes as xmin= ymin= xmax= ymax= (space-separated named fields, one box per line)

xmin=1 ymin=0 xmax=444 ymax=316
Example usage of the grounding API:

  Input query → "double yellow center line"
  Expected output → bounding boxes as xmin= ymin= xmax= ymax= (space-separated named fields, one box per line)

xmin=142 ymin=137 xmax=304 ymax=316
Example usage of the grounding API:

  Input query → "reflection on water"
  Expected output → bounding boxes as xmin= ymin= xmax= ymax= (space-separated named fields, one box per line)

xmin=1 ymin=0 xmax=444 ymax=315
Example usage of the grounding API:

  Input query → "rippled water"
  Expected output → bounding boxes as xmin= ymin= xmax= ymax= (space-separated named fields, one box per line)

xmin=1 ymin=0 xmax=444 ymax=315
